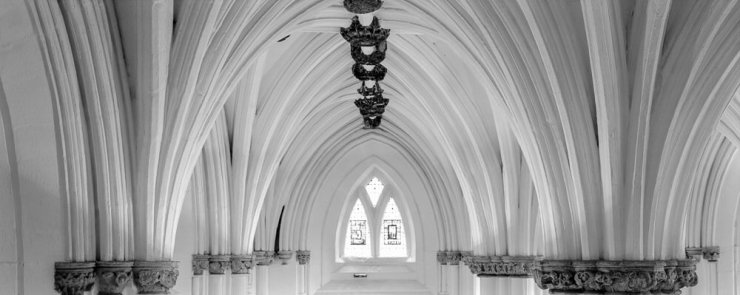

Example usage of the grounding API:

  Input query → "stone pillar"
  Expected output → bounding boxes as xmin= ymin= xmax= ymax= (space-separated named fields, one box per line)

xmin=192 ymin=255 xmax=209 ymax=295
xmin=532 ymin=259 xmax=698 ymax=294
xmin=96 ymin=261 xmax=133 ymax=295
xmin=296 ymin=250 xmax=310 ymax=295
xmin=209 ymin=255 xmax=231 ymax=295
xmin=232 ymin=255 xmax=254 ymax=295
xmin=54 ymin=262 xmax=96 ymax=295
xmin=254 ymin=251 xmax=274 ymax=295
xmin=132 ymin=261 xmax=179 ymax=294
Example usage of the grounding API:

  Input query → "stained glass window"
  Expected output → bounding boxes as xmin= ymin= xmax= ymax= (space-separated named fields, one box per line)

xmin=379 ymin=198 xmax=407 ymax=257
xmin=344 ymin=199 xmax=371 ymax=257
xmin=365 ymin=177 xmax=384 ymax=207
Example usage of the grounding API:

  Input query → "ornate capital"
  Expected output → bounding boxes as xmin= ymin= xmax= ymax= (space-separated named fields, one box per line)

xmin=54 ymin=262 xmax=96 ymax=295
xmin=132 ymin=261 xmax=179 ymax=294
xmin=341 ymin=16 xmax=390 ymax=47
xmin=532 ymin=259 xmax=698 ymax=294
xmin=462 ymin=256 xmax=534 ymax=277
xmin=343 ymin=0 xmax=383 ymax=14
xmin=254 ymin=251 xmax=275 ymax=266
xmin=703 ymin=246 xmax=720 ymax=261
xmin=296 ymin=250 xmax=311 ymax=265
xmin=231 ymin=255 xmax=255 ymax=274
xmin=686 ymin=246 xmax=720 ymax=262
xmin=208 ymin=255 xmax=231 ymax=275
xmin=96 ymin=261 xmax=133 ymax=295
xmin=436 ymin=251 xmax=463 ymax=265
xmin=276 ymin=251 xmax=294 ymax=265
xmin=192 ymin=255 xmax=209 ymax=276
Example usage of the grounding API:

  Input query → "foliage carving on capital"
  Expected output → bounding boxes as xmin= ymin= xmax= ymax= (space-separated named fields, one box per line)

xmin=296 ymin=250 xmax=311 ymax=265
xmin=192 ymin=255 xmax=209 ymax=276
xmin=436 ymin=251 xmax=463 ymax=265
xmin=54 ymin=262 xmax=96 ymax=295
xmin=532 ymin=259 xmax=698 ymax=294
xmin=231 ymin=255 xmax=255 ymax=274
xmin=462 ymin=256 xmax=534 ymax=277
xmin=133 ymin=261 xmax=179 ymax=294
xmin=96 ymin=261 xmax=133 ymax=295
xmin=208 ymin=255 xmax=231 ymax=275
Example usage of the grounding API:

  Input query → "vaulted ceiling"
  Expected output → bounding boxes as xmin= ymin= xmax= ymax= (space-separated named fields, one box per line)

xmin=17 ymin=0 xmax=740 ymax=263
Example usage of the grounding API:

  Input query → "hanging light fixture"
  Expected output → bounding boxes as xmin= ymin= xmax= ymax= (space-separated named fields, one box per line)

xmin=341 ymin=1 xmax=390 ymax=129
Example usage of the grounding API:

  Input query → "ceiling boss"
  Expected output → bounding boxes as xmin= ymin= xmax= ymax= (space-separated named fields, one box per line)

xmin=341 ymin=0 xmax=390 ymax=129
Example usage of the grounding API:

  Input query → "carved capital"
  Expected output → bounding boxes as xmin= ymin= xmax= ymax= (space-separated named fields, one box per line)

xmin=96 ymin=261 xmax=133 ymax=295
xmin=703 ymin=246 xmax=720 ymax=262
xmin=231 ymin=255 xmax=255 ymax=274
xmin=276 ymin=251 xmax=294 ymax=265
xmin=462 ymin=256 xmax=534 ymax=277
xmin=132 ymin=261 xmax=179 ymax=294
xmin=296 ymin=250 xmax=311 ymax=265
xmin=54 ymin=262 xmax=96 ymax=295
xmin=208 ymin=255 xmax=231 ymax=275
xmin=436 ymin=251 xmax=463 ymax=266
xmin=532 ymin=259 xmax=698 ymax=294
xmin=685 ymin=246 xmax=720 ymax=262
xmin=192 ymin=255 xmax=209 ymax=276
xmin=254 ymin=251 xmax=275 ymax=266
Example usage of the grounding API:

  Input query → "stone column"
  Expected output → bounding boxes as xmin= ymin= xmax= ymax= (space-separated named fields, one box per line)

xmin=231 ymin=255 xmax=254 ymax=295
xmin=209 ymin=255 xmax=231 ymax=295
xmin=192 ymin=255 xmax=209 ymax=295
xmin=296 ymin=250 xmax=310 ymax=295
xmin=132 ymin=261 xmax=179 ymax=294
xmin=437 ymin=251 xmax=464 ymax=295
xmin=97 ymin=261 xmax=134 ymax=295
xmin=54 ymin=262 xmax=96 ymax=295
xmin=254 ymin=251 xmax=274 ymax=295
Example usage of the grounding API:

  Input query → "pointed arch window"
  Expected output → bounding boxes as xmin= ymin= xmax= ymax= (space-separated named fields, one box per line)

xmin=344 ymin=199 xmax=371 ymax=258
xmin=379 ymin=198 xmax=407 ymax=257
xmin=341 ymin=177 xmax=410 ymax=260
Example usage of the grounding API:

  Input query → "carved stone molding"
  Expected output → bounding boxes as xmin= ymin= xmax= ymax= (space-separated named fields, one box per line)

xmin=132 ymin=261 xmax=179 ymax=294
xmin=462 ymin=256 xmax=535 ymax=277
xmin=254 ymin=251 xmax=275 ymax=266
xmin=277 ymin=251 xmax=294 ymax=265
xmin=96 ymin=261 xmax=133 ymax=295
xmin=686 ymin=246 xmax=719 ymax=262
xmin=296 ymin=250 xmax=311 ymax=265
xmin=532 ymin=259 xmax=698 ymax=294
xmin=436 ymin=251 xmax=463 ymax=266
xmin=192 ymin=255 xmax=209 ymax=276
xmin=343 ymin=0 xmax=383 ymax=14
xmin=208 ymin=255 xmax=231 ymax=275
xmin=54 ymin=262 xmax=96 ymax=295
xmin=231 ymin=255 xmax=255 ymax=274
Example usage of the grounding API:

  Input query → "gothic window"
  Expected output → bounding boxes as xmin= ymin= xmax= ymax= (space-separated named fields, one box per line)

xmin=342 ymin=177 xmax=410 ymax=260
xmin=379 ymin=198 xmax=407 ymax=257
xmin=365 ymin=177 xmax=384 ymax=207
xmin=344 ymin=199 xmax=371 ymax=257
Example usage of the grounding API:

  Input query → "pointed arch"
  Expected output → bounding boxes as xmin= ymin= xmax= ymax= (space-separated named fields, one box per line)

xmin=379 ymin=197 xmax=408 ymax=258
xmin=343 ymin=198 xmax=372 ymax=258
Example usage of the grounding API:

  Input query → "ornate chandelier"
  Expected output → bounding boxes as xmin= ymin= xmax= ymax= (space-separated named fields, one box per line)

xmin=341 ymin=0 xmax=390 ymax=129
